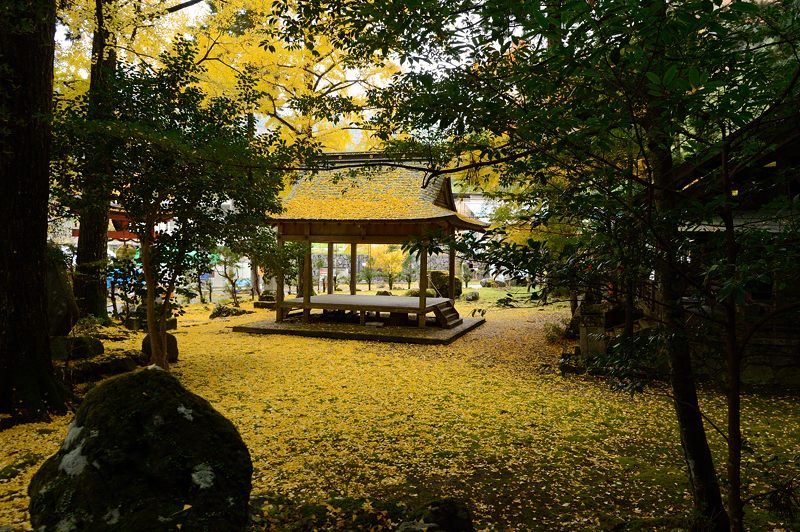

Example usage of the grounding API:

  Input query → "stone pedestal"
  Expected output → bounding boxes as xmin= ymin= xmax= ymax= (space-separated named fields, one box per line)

xmin=579 ymin=305 xmax=606 ymax=362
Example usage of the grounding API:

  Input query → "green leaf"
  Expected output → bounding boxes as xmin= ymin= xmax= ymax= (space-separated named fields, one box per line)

xmin=729 ymin=2 xmax=760 ymax=14
xmin=645 ymin=71 xmax=661 ymax=85
xmin=663 ymin=65 xmax=678 ymax=87
xmin=687 ymin=67 xmax=701 ymax=88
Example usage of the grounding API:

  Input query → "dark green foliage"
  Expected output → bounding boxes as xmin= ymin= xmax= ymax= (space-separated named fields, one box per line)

xmin=52 ymin=38 xmax=313 ymax=365
xmin=429 ymin=270 xmax=462 ymax=298
xmin=209 ymin=304 xmax=254 ymax=319
xmin=404 ymin=288 xmax=437 ymax=298
xmin=268 ymin=0 xmax=800 ymax=527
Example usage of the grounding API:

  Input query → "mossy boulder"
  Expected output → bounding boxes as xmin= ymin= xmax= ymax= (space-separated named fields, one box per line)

xmin=142 ymin=332 xmax=179 ymax=364
xmin=29 ymin=368 xmax=253 ymax=531
xmin=50 ymin=336 xmax=104 ymax=361
xmin=428 ymin=271 xmax=463 ymax=298
xmin=464 ymin=291 xmax=480 ymax=302
xmin=375 ymin=290 xmax=393 ymax=296
xmin=65 ymin=349 xmax=145 ymax=384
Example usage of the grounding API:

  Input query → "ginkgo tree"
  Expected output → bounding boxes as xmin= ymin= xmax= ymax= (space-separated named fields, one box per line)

xmin=56 ymin=0 xmax=201 ymax=319
xmin=55 ymin=0 xmax=396 ymax=317
xmin=372 ymin=245 xmax=405 ymax=290
xmin=53 ymin=38 xmax=310 ymax=368
xmin=192 ymin=1 xmax=396 ymax=151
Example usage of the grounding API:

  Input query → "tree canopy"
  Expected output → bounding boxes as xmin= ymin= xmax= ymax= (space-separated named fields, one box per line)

xmin=271 ymin=0 xmax=800 ymax=528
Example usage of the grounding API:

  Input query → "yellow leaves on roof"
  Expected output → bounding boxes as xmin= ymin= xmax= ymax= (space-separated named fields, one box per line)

xmin=274 ymin=166 xmax=485 ymax=227
xmin=278 ymin=196 xmax=454 ymax=221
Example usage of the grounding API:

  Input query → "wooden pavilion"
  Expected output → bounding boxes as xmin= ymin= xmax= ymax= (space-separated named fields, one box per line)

xmin=270 ymin=153 xmax=487 ymax=328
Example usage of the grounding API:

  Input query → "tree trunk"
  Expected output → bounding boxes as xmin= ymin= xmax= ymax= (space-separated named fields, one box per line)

xmin=649 ymin=120 xmax=730 ymax=531
xmin=139 ymin=235 xmax=167 ymax=369
xmin=197 ymin=274 xmax=206 ymax=304
xmin=642 ymin=1 xmax=729 ymax=525
xmin=0 ymin=0 xmax=69 ymax=424
xmin=250 ymin=257 xmax=260 ymax=299
xmin=74 ymin=0 xmax=116 ymax=319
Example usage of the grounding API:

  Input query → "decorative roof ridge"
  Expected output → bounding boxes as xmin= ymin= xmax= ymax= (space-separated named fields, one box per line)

xmin=305 ymin=151 xmax=435 ymax=171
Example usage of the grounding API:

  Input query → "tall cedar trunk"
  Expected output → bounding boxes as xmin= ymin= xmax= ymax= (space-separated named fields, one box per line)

xmin=139 ymin=235 xmax=168 ymax=368
xmin=0 ymin=0 xmax=68 ymax=423
xmin=74 ymin=0 xmax=115 ymax=319
xmin=648 ymin=120 xmax=730 ymax=532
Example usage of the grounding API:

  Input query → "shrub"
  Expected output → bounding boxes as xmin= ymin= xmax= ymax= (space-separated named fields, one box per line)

xmin=404 ymin=289 xmax=437 ymax=297
xmin=428 ymin=270 xmax=463 ymax=298
xmin=544 ymin=322 xmax=566 ymax=344
xmin=209 ymin=304 xmax=253 ymax=319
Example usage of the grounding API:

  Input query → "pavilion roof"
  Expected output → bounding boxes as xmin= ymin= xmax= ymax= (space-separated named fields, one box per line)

xmin=271 ymin=164 xmax=487 ymax=231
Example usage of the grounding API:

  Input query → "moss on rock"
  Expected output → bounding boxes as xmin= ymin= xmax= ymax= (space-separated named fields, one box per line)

xmin=29 ymin=368 xmax=252 ymax=531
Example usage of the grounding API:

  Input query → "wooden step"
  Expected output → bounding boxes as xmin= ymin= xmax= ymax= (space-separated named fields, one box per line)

xmin=433 ymin=301 xmax=461 ymax=329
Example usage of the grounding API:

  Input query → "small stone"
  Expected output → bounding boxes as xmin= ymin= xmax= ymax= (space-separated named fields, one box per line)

xmin=142 ymin=332 xmax=179 ymax=364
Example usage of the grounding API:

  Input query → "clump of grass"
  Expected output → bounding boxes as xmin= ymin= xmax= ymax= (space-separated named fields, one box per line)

xmin=544 ymin=321 xmax=566 ymax=344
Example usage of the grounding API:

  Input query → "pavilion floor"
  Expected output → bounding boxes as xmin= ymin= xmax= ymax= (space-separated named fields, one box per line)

xmin=281 ymin=294 xmax=450 ymax=314
xmin=232 ymin=314 xmax=485 ymax=345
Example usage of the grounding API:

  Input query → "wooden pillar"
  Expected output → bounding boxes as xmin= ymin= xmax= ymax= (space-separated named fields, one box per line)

xmin=303 ymin=243 xmax=312 ymax=323
xmin=418 ymin=244 xmax=428 ymax=327
xmin=448 ymin=242 xmax=456 ymax=302
xmin=275 ymin=236 xmax=285 ymax=322
xmin=327 ymin=243 xmax=334 ymax=294
xmin=350 ymin=243 xmax=357 ymax=295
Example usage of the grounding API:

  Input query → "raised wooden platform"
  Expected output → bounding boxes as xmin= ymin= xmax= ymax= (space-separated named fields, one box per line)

xmin=282 ymin=294 xmax=447 ymax=312
xmin=279 ymin=295 xmax=463 ymax=328
xmin=232 ymin=315 xmax=485 ymax=345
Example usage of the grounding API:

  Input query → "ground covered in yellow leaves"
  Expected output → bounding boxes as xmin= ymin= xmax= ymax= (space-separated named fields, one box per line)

xmin=2 ymin=297 xmax=798 ymax=530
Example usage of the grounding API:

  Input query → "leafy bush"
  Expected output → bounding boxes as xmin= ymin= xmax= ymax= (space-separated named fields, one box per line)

xmin=404 ymin=289 xmax=437 ymax=297
xmin=543 ymin=322 xmax=566 ymax=344
xmin=428 ymin=270 xmax=462 ymax=297
xmin=209 ymin=304 xmax=254 ymax=319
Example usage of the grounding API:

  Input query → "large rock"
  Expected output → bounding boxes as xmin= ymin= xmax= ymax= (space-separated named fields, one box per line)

xmin=46 ymin=245 xmax=79 ymax=337
xmin=65 ymin=349 xmax=146 ymax=384
xmin=398 ymin=499 xmax=475 ymax=532
xmin=29 ymin=368 xmax=252 ymax=531
xmin=50 ymin=336 xmax=105 ymax=361
xmin=142 ymin=332 xmax=179 ymax=364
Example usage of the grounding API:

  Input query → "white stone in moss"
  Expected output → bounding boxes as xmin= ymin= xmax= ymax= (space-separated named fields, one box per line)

xmin=146 ymin=364 xmax=164 ymax=371
xmin=177 ymin=404 xmax=194 ymax=421
xmin=59 ymin=444 xmax=88 ymax=477
xmin=61 ymin=422 xmax=83 ymax=451
xmin=54 ymin=516 xmax=77 ymax=532
xmin=103 ymin=507 xmax=120 ymax=525
xmin=191 ymin=463 xmax=214 ymax=489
